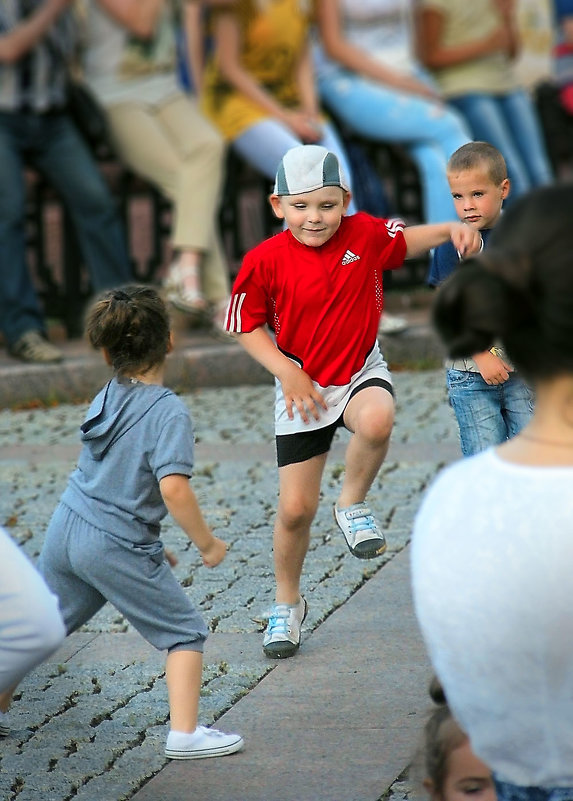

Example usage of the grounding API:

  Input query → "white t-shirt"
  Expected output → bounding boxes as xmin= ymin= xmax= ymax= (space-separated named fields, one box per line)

xmin=411 ymin=448 xmax=573 ymax=787
xmin=313 ymin=0 xmax=418 ymax=81
xmin=82 ymin=1 xmax=180 ymax=107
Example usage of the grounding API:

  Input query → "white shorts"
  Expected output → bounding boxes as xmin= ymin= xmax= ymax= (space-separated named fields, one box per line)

xmin=274 ymin=340 xmax=393 ymax=436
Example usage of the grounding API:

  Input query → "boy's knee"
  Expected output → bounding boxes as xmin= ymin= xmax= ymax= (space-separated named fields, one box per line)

xmin=278 ymin=496 xmax=318 ymax=532
xmin=354 ymin=404 xmax=394 ymax=444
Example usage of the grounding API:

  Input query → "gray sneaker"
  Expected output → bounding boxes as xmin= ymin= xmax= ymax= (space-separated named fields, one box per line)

xmin=334 ymin=502 xmax=387 ymax=559
xmin=263 ymin=596 xmax=308 ymax=659
xmin=9 ymin=330 xmax=63 ymax=363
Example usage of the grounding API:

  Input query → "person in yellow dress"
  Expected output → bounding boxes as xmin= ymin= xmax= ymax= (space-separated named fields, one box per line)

xmin=201 ymin=0 xmax=357 ymax=212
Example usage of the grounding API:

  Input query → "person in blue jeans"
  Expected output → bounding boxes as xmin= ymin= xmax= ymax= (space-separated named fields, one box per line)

xmin=417 ymin=0 xmax=554 ymax=204
xmin=429 ymin=141 xmax=533 ymax=456
xmin=0 ymin=0 xmax=132 ymax=364
xmin=313 ymin=0 xmax=471 ymax=225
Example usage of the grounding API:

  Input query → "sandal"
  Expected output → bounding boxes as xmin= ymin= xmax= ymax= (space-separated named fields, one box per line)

xmin=163 ymin=262 xmax=209 ymax=318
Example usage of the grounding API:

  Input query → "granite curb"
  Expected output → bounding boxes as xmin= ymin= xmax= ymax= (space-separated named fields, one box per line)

xmin=0 ymin=313 xmax=445 ymax=409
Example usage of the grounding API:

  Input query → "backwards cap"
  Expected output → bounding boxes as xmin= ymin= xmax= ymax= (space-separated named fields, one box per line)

xmin=273 ymin=145 xmax=350 ymax=196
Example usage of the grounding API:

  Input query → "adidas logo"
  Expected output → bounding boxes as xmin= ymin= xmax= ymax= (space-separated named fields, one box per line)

xmin=341 ymin=249 xmax=360 ymax=266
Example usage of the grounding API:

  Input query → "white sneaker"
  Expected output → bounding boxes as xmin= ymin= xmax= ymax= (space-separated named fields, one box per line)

xmin=263 ymin=596 xmax=308 ymax=659
xmin=165 ymin=726 xmax=244 ymax=760
xmin=0 ymin=710 xmax=10 ymax=737
xmin=334 ymin=502 xmax=387 ymax=559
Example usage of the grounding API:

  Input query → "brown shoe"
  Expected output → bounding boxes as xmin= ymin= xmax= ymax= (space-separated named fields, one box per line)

xmin=9 ymin=330 xmax=63 ymax=364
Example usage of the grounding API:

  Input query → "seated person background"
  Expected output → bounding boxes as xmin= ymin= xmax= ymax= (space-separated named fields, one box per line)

xmin=0 ymin=0 xmax=132 ymax=364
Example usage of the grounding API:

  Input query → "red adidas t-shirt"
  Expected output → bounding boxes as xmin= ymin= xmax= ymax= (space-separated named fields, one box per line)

xmin=225 ymin=212 xmax=406 ymax=388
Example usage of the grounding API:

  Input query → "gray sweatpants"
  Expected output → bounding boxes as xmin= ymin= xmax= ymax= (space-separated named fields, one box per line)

xmin=38 ymin=504 xmax=208 ymax=653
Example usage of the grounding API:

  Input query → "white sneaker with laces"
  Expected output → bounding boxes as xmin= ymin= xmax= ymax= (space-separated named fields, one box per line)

xmin=165 ymin=726 xmax=244 ymax=760
xmin=334 ymin=502 xmax=387 ymax=559
xmin=263 ymin=596 xmax=308 ymax=659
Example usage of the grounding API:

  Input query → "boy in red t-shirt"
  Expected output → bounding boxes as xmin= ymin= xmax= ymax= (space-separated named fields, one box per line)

xmin=225 ymin=145 xmax=480 ymax=659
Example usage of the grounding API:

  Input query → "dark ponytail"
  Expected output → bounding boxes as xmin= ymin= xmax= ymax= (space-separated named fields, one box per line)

xmin=85 ymin=285 xmax=170 ymax=376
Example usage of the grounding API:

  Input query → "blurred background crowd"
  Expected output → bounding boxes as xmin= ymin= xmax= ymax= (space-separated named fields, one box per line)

xmin=0 ymin=0 xmax=570 ymax=363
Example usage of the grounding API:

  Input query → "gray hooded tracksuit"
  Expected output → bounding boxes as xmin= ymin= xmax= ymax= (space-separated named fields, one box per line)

xmin=38 ymin=378 xmax=208 ymax=653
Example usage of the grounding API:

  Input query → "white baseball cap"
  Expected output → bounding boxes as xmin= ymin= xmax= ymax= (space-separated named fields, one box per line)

xmin=273 ymin=145 xmax=350 ymax=196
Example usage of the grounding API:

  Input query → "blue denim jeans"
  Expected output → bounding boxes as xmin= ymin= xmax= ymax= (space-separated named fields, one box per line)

xmin=315 ymin=64 xmax=471 ymax=223
xmin=232 ymin=117 xmax=358 ymax=214
xmin=446 ymin=369 xmax=534 ymax=457
xmin=0 ymin=111 xmax=131 ymax=347
xmin=448 ymin=90 xmax=554 ymax=203
xmin=494 ymin=778 xmax=573 ymax=801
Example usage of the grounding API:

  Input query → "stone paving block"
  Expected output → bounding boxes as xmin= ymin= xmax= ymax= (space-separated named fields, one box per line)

xmin=0 ymin=373 xmax=458 ymax=800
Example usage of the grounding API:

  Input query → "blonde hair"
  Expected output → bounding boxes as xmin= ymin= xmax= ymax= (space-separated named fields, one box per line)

xmin=447 ymin=141 xmax=508 ymax=186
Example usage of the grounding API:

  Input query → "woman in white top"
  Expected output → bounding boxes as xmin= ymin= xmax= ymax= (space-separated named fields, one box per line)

xmin=411 ymin=184 xmax=573 ymax=800
xmin=313 ymin=0 xmax=471 ymax=224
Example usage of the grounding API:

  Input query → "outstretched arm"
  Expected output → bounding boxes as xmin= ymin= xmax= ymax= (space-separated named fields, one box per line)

xmin=404 ymin=221 xmax=481 ymax=259
xmin=237 ymin=327 xmax=328 ymax=423
xmin=0 ymin=0 xmax=73 ymax=63
xmin=160 ymin=474 xmax=227 ymax=567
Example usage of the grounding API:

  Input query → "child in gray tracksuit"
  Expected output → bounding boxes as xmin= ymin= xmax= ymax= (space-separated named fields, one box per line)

xmin=35 ymin=286 xmax=243 ymax=761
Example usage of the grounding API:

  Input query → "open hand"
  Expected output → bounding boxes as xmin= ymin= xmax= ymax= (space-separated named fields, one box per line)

xmin=280 ymin=366 xmax=328 ymax=423
xmin=473 ymin=350 xmax=511 ymax=385
xmin=283 ymin=110 xmax=323 ymax=143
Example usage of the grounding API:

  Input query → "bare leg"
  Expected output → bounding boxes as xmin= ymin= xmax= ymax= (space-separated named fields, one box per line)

xmin=274 ymin=453 xmax=328 ymax=605
xmin=164 ymin=648 xmax=243 ymax=757
xmin=0 ymin=687 xmax=15 ymax=714
xmin=165 ymin=649 xmax=203 ymax=733
xmin=338 ymin=387 xmax=394 ymax=507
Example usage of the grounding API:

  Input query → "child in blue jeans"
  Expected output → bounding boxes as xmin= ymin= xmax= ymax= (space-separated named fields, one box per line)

xmin=429 ymin=142 xmax=533 ymax=456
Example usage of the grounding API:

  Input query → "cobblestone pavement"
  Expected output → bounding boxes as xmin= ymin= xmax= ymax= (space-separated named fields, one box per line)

xmin=0 ymin=370 xmax=460 ymax=801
